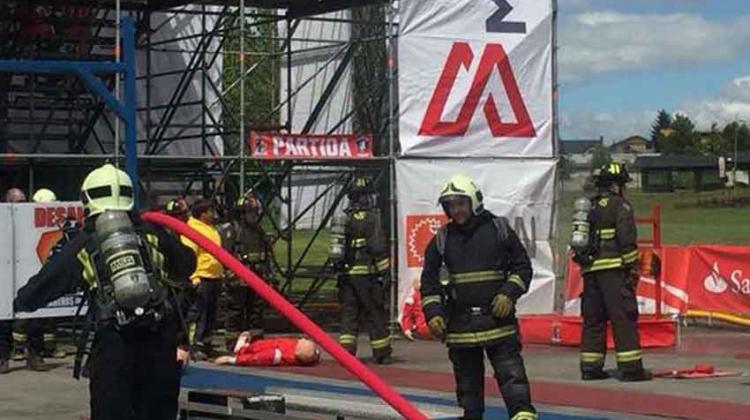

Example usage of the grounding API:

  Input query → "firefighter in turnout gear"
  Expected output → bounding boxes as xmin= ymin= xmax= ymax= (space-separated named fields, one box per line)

xmin=337 ymin=174 xmax=392 ymax=364
xmin=421 ymin=174 xmax=537 ymax=420
xmin=575 ymin=162 xmax=651 ymax=382
xmin=218 ymin=193 xmax=272 ymax=351
xmin=1 ymin=187 xmax=46 ymax=372
xmin=13 ymin=164 xmax=196 ymax=420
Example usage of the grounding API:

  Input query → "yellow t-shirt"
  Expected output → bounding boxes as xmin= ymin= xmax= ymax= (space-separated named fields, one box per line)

xmin=182 ymin=217 xmax=224 ymax=283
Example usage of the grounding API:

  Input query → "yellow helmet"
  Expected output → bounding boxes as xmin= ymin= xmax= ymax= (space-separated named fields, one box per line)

xmin=439 ymin=174 xmax=484 ymax=215
xmin=80 ymin=164 xmax=134 ymax=217
xmin=32 ymin=188 xmax=57 ymax=203
xmin=592 ymin=162 xmax=631 ymax=188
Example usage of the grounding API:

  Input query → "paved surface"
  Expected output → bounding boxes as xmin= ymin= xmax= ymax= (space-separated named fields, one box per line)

xmin=0 ymin=325 xmax=749 ymax=419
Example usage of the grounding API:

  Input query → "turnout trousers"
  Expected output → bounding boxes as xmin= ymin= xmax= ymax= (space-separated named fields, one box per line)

xmin=448 ymin=335 xmax=536 ymax=420
xmin=338 ymin=275 xmax=392 ymax=358
xmin=580 ymin=269 xmax=644 ymax=374
xmin=88 ymin=317 xmax=179 ymax=420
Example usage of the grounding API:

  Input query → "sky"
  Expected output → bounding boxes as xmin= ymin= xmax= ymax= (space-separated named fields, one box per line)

xmin=558 ymin=0 xmax=750 ymax=143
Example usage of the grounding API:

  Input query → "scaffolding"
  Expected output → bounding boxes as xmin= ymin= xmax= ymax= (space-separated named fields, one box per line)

xmin=0 ymin=0 xmax=396 ymax=312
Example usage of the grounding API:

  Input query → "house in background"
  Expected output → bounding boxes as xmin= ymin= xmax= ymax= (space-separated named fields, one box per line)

xmin=609 ymin=135 xmax=652 ymax=154
xmin=560 ymin=136 xmax=603 ymax=168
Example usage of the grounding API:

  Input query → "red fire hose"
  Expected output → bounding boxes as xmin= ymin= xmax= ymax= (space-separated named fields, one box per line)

xmin=142 ymin=212 xmax=428 ymax=420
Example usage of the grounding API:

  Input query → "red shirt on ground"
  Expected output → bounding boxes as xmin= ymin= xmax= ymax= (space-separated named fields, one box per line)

xmin=235 ymin=337 xmax=300 ymax=366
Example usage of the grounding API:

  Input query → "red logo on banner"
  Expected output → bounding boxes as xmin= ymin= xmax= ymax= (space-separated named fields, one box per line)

xmin=419 ymin=42 xmax=536 ymax=138
xmin=405 ymin=214 xmax=448 ymax=268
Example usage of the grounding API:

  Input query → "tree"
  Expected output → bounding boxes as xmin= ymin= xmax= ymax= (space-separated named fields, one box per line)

xmin=590 ymin=143 xmax=612 ymax=171
xmin=558 ymin=155 xmax=573 ymax=181
xmin=651 ymin=109 xmax=672 ymax=152
xmin=722 ymin=122 xmax=750 ymax=155
xmin=695 ymin=123 xmax=727 ymax=155
xmin=659 ymin=113 xmax=697 ymax=155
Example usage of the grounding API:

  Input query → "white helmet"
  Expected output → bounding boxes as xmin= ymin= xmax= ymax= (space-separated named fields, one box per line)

xmin=80 ymin=164 xmax=134 ymax=217
xmin=32 ymin=188 xmax=57 ymax=203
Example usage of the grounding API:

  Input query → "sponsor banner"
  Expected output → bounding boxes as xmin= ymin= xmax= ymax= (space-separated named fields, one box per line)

xmin=249 ymin=132 xmax=373 ymax=160
xmin=564 ymin=245 xmax=750 ymax=315
xmin=2 ymin=203 xmax=86 ymax=320
xmin=398 ymin=0 xmax=553 ymax=157
xmin=0 ymin=206 xmax=12 ymax=319
xmin=564 ymin=249 xmax=688 ymax=316
xmin=396 ymin=159 xmax=556 ymax=324
xmin=687 ymin=245 xmax=750 ymax=313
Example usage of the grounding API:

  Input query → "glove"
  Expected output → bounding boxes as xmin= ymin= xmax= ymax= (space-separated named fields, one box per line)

xmin=627 ymin=266 xmax=640 ymax=288
xmin=427 ymin=316 xmax=446 ymax=339
xmin=491 ymin=294 xmax=514 ymax=319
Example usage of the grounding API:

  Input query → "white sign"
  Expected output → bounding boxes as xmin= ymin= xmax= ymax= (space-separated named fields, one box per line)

xmin=396 ymin=159 xmax=556 ymax=324
xmin=398 ymin=0 xmax=553 ymax=157
xmin=0 ymin=206 xmax=13 ymax=319
xmin=1 ymin=203 xmax=86 ymax=320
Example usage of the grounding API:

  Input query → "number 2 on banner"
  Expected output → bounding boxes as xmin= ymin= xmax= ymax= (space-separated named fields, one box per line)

xmin=419 ymin=42 xmax=535 ymax=138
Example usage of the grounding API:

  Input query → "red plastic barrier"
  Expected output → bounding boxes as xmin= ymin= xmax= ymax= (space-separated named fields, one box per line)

xmin=142 ymin=212 xmax=428 ymax=420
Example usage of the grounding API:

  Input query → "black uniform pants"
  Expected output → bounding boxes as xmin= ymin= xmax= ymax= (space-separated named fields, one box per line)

xmin=581 ymin=269 xmax=643 ymax=374
xmin=338 ymin=275 xmax=391 ymax=358
xmin=189 ymin=279 xmax=221 ymax=348
xmin=0 ymin=320 xmax=11 ymax=360
xmin=89 ymin=318 xmax=179 ymax=420
xmin=12 ymin=318 xmax=45 ymax=355
xmin=448 ymin=336 xmax=535 ymax=419
xmin=223 ymin=277 xmax=265 ymax=346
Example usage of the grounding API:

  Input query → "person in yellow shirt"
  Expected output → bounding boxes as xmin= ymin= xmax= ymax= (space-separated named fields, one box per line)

xmin=182 ymin=198 xmax=224 ymax=359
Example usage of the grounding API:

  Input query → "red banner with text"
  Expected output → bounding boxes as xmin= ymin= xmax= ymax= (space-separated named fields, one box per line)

xmin=249 ymin=132 xmax=373 ymax=160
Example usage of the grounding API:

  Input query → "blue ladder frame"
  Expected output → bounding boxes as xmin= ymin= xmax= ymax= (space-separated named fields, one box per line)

xmin=0 ymin=16 xmax=139 ymax=204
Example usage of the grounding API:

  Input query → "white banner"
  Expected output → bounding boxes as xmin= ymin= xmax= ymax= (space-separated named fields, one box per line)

xmin=0 ymin=206 xmax=13 ymax=319
xmin=1 ymin=203 xmax=86 ymax=320
xmin=398 ymin=0 xmax=553 ymax=157
xmin=396 ymin=159 xmax=556 ymax=327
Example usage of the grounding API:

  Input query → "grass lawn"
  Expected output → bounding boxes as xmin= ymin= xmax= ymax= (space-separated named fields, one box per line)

xmin=272 ymin=230 xmax=336 ymax=296
xmin=273 ymin=188 xmax=750 ymax=294
xmin=555 ymin=188 xmax=750 ymax=250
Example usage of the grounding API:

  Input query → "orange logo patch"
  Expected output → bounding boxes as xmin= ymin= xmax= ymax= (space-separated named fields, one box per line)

xmin=405 ymin=214 xmax=448 ymax=268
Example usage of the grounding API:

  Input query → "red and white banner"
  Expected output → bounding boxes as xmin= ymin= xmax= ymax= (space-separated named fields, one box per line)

xmin=1 ymin=203 xmax=86 ymax=320
xmin=398 ymin=0 xmax=553 ymax=157
xmin=564 ymin=245 xmax=750 ymax=316
xmin=249 ymin=132 xmax=373 ymax=160
xmin=396 ymin=159 xmax=557 ymax=326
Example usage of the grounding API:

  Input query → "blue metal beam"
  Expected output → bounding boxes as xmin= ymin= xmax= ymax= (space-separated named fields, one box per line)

xmin=0 ymin=60 xmax=125 ymax=74
xmin=75 ymin=68 xmax=127 ymax=119
xmin=121 ymin=16 xmax=139 ymax=206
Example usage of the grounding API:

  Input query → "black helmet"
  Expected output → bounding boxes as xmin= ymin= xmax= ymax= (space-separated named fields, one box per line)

xmin=348 ymin=174 xmax=374 ymax=198
xmin=233 ymin=193 xmax=264 ymax=217
xmin=593 ymin=162 xmax=631 ymax=188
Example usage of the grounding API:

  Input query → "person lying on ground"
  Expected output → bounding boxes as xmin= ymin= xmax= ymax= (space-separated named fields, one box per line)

xmin=213 ymin=331 xmax=321 ymax=367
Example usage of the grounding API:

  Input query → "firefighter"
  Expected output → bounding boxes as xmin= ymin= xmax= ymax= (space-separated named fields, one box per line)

xmin=337 ymin=174 xmax=392 ymax=364
xmin=1 ymin=187 xmax=46 ymax=372
xmin=575 ymin=162 xmax=651 ymax=382
xmin=218 ymin=192 xmax=272 ymax=351
xmin=420 ymin=174 xmax=537 ymax=420
xmin=31 ymin=188 xmax=68 ymax=360
xmin=164 ymin=196 xmax=194 ymax=362
xmin=164 ymin=197 xmax=189 ymax=223
xmin=14 ymin=164 xmax=196 ymax=419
